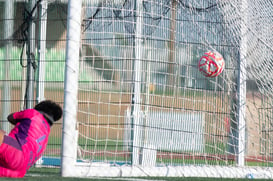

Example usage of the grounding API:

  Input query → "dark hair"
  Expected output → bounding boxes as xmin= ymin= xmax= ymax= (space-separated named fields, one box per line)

xmin=34 ymin=100 xmax=63 ymax=125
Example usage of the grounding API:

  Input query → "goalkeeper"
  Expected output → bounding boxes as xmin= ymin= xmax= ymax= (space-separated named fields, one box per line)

xmin=0 ymin=100 xmax=62 ymax=178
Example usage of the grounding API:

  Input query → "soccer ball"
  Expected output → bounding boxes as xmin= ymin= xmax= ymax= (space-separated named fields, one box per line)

xmin=198 ymin=50 xmax=225 ymax=77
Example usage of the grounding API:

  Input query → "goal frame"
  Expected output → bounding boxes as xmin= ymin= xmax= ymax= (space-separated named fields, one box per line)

xmin=61 ymin=0 xmax=271 ymax=179
xmin=61 ymin=0 xmax=82 ymax=177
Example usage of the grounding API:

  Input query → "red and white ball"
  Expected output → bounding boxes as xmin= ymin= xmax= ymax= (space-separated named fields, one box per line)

xmin=198 ymin=51 xmax=225 ymax=77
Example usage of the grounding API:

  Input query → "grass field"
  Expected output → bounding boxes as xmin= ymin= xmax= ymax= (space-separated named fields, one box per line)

xmin=0 ymin=167 xmax=268 ymax=181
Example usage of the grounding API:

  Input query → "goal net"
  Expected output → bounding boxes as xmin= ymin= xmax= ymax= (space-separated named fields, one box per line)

xmin=62 ymin=0 xmax=273 ymax=178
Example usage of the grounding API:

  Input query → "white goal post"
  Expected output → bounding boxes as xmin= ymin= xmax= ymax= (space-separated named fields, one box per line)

xmin=61 ymin=0 xmax=82 ymax=177
xmin=62 ymin=0 xmax=273 ymax=179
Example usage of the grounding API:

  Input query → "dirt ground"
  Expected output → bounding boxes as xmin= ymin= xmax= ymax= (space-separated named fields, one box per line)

xmin=0 ymin=87 xmax=269 ymax=159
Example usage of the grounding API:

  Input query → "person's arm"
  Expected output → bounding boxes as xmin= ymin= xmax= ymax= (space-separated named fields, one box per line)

xmin=7 ymin=113 xmax=18 ymax=125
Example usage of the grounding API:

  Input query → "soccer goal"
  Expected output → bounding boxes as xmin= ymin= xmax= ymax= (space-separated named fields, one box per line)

xmin=61 ymin=0 xmax=273 ymax=178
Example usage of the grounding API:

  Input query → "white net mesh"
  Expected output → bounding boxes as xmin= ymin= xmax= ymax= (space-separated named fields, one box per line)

xmin=69 ymin=0 xmax=273 ymax=178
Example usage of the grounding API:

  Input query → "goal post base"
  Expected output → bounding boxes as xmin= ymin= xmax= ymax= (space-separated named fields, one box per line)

xmin=62 ymin=163 xmax=273 ymax=179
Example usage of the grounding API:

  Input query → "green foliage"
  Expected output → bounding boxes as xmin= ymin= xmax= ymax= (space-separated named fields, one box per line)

xmin=44 ymin=49 xmax=65 ymax=81
xmin=0 ymin=48 xmax=93 ymax=82
xmin=0 ymin=48 xmax=23 ymax=80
